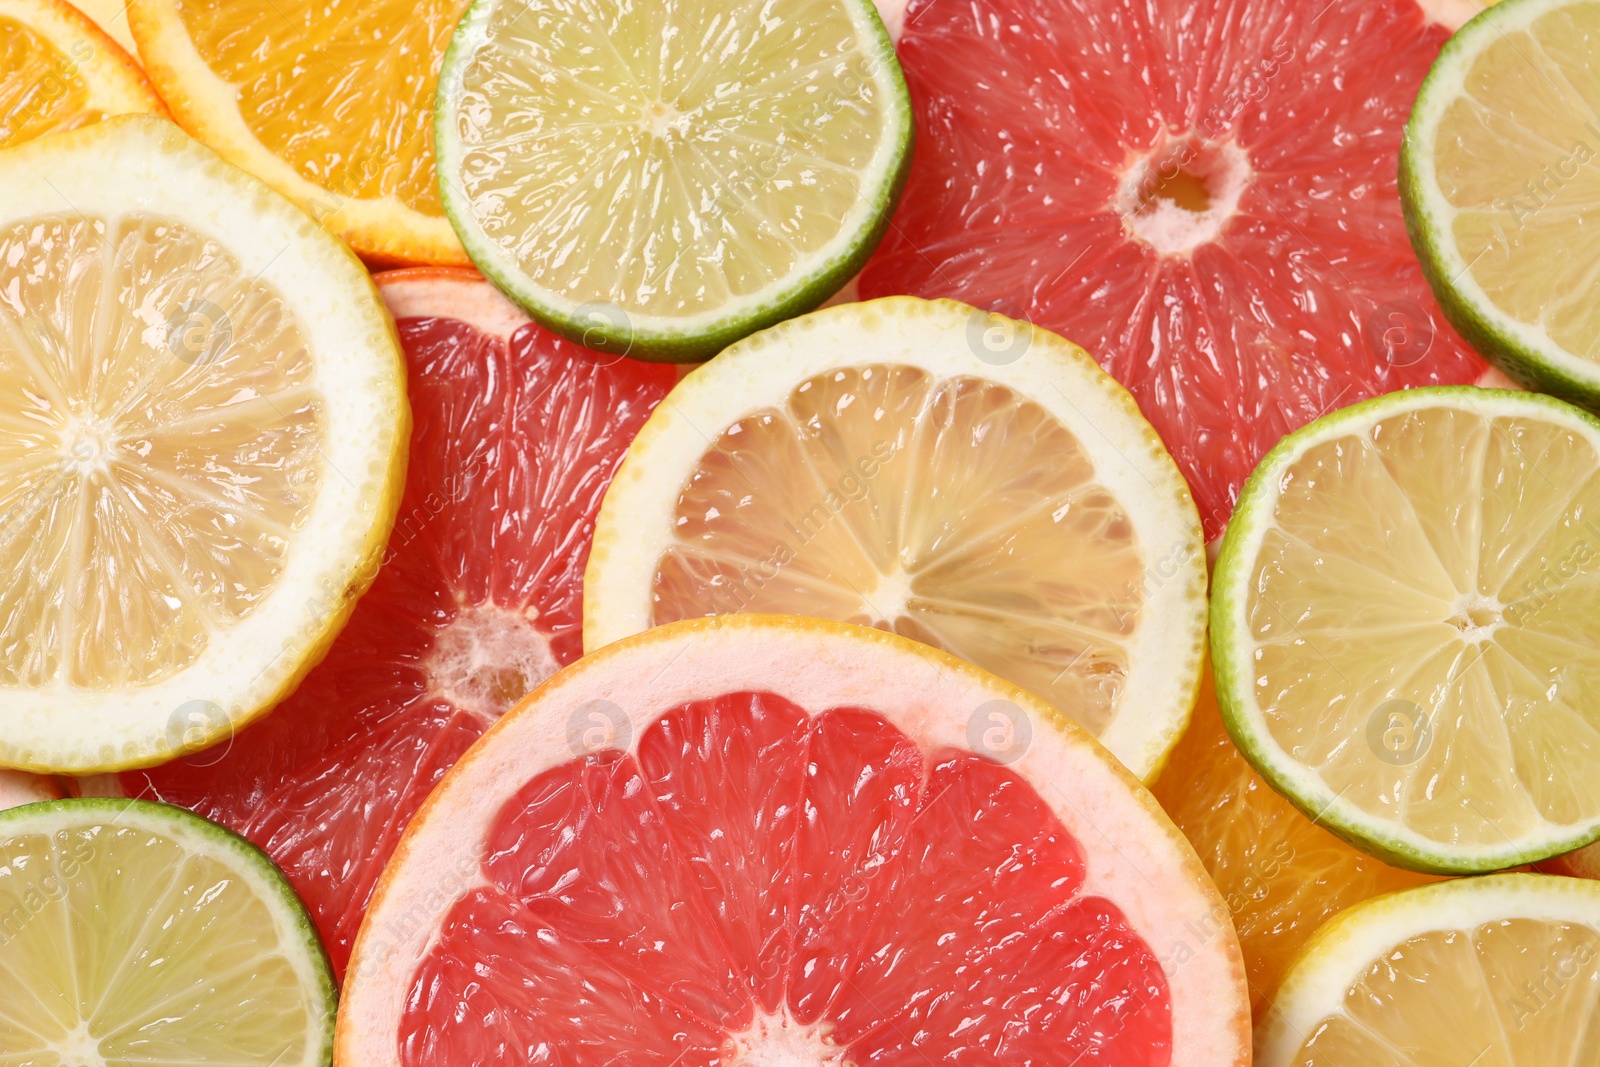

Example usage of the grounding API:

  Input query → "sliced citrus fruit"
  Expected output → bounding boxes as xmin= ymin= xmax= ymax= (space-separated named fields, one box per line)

xmin=100 ymin=266 xmax=675 ymax=978
xmin=127 ymin=0 xmax=469 ymax=264
xmin=1213 ymin=386 xmax=1600 ymax=872
xmin=584 ymin=297 xmax=1206 ymax=780
xmin=0 ymin=797 xmax=335 ymax=1066
xmin=1256 ymin=873 xmax=1600 ymax=1065
xmin=434 ymin=0 xmax=912 ymax=360
xmin=857 ymin=0 xmax=1485 ymax=538
xmin=1541 ymin=842 xmax=1600 ymax=880
xmin=0 ymin=115 xmax=406 ymax=773
xmin=1403 ymin=0 xmax=1600 ymax=409
xmin=1152 ymin=665 xmax=1443 ymax=1015
xmin=338 ymin=615 xmax=1249 ymax=1066
xmin=66 ymin=0 xmax=137 ymax=55
xmin=0 ymin=0 xmax=160 ymax=148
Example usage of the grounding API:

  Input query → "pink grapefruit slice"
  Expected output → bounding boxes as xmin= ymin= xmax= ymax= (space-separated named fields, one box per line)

xmin=858 ymin=0 xmax=1487 ymax=538
xmin=338 ymin=615 xmax=1249 ymax=1066
xmin=96 ymin=267 xmax=676 ymax=978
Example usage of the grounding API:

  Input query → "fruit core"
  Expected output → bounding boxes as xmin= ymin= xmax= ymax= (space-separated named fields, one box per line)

xmin=1446 ymin=592 xmax=1504 ymax=642
xmin=423 ymin=601 xmax=558 ymax=721
xmin=1120 ymin=137 xmax=1249 ymax=255
xmin=721 ymin=1009 xmax=849 ymax=1067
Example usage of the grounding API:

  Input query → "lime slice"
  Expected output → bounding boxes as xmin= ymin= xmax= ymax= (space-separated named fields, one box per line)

xmin=1213 ymin=386 xmax=1600 ymax=872
xmin=1402 ymin=0 xmax=1600 ymax=407
xmin=1257 ymin=873 xmax=1600 ymax=1066
xmin=0 ymin=797 xmax=335 ymax=1066
xmin=0 ymin=115 xmax=408 ymax=773
xmin=433 ymin=0 xmax=913 ymax=361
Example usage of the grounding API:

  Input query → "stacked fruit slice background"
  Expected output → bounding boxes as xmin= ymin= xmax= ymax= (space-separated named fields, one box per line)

xmin=2 ymin=0 xmax=1600 ymax=1063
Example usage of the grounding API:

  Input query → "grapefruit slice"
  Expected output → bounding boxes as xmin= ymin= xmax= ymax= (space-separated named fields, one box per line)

xmin=101 ymin=267 xmax=676 ymax=977
xmin=857 ymin=0 xmax=1487 ymax=538
xmin=338 ymin=615 xmax=1249 ymax=1066
xmin=0 ymin=767 xmax=60 ymax=808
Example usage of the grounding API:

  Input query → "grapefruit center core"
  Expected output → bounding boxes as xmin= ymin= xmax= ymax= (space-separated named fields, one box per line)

xmin=1119 ymin=137 xmax=1250 ymax=256
xmin=424 ymin=602 xmax=558 ymax=721
xmin=721 ymin=1009 xmax=849 ymax=1066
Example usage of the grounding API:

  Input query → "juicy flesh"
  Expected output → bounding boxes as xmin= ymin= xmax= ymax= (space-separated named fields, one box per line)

xmin=118 ymin=311 xmax=674 ymax=976
xmin=0 ymin=17 xmax=101 ymax=149
xmin=1249 ymin=406 xmax=1600 ymax=847
xmin=1151 ymin=669 xmax=1440 ymax=1016
xmin=1433 ymin=2 xmax=1600 ymax=360
xmin=859 ymin=0 xmax=1484 ymax=536
xmin=0 ymin=821 xmax=318 ymax=1065
xmin=651 ymin=364 xmax=1144 ymax=737
xmin=174 ymin=0 xmax=466 ymax=213
xmin=452 ymin=0 xmax=893 ymax=317
xmin=0 ymin=212 xmax=320 ymax=689
xmin=399 ymin=693 xmax=1173 ymax=1064
xmin=1290 ymin=919 xmax=1600 ymax=1065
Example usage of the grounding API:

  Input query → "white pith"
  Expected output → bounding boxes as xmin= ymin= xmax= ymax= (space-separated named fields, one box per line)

xmin=0 ymin=116 xmax=405 ymax=772
xmin=1255 ymin=874 xmax=1600 ymax=1065
xmin=337 ymin=616 xmax=1249 ymax=1067
xmin=1215 ymin=387 xmax=1600 ymax=869
xmin=583 ymin=297 xmax=1207 ymax=782
xmin=1118 ymin=139 xmax=1251 ymax=257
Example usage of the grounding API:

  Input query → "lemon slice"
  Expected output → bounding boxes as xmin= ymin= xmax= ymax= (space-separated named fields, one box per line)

xmin=1214 ymin=386 xmax=1600 ymax=872
xmin=583 ymin=297 xmax=1207 ymax=780
xmin=0 ymin=115 xmax=407 ymax=773
xmin=434 ymin=0 xmax=913 ymax=360
xmin=128 ymin=0 xmax=469 ymax=264
xmin=1402 ymin=0 xmax=1600 ymax=407
xmin=0 ymin=797 xmax=335 ymax=1067
xmin=1257 ymin=873 xmax=1600 ymax=1066
xmin=0 ymin=0 xmax=161 ymax=148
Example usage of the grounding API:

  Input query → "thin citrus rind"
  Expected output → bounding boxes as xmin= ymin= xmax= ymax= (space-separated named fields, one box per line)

xmin=338 ymin=614 xmax=1249 ymax=1067
xmin=0 ymin=0 xmax=163 ymax=144
xmin=1213 ymin=385 xmax=1600 ymax=873
xmin=432 ymin=0 xmax=913 ymax=361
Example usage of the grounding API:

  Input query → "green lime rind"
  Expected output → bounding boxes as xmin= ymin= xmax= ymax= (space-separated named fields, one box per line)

xmin=1212 ymin=385 xmax=1600 ymax=874
xmin=433 ymin=0 xmax=914 ymax=363
xmin=0 ymin=797 xmax=337 ymax=1066
xmin=1400 ymin=0 xmax=1600 ymax=410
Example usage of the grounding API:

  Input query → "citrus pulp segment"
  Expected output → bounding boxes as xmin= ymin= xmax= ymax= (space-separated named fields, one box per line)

xmin=583 ymin=297 xmax=1207 ymax=781
xmin=1256 ymin=874 xmax=1600 ymax=1066
xmin=1152 ymin=666 xmax=1443 ymax=1016
xmin=105 ymin=266 xmax=675 ymax=977
xmin=127 ymin=0 xmax=469 ymax=264
xmin=1213 ymin=386 xmax=1600 ymax=872
xmin=434 ymin=0 xmax=913 ymax=360
xmin=338 ymin=615 xmax=1249 ymax=1066
xmin=1402 ymin=0 xmax=1600 ymax=409
xmin=0 ymin=0 xmax=160 ymax=148
xmin=858 ymin=0 xmax=1485 ymax=538
xmin=0 ymin=115 xmax=406 ymax=773
xmin=0 ymin=797 xmax=336 ymax=1067
xmin=1542 ymin=841 xmax=1600 ymax=880
xmin=0 ymin=768 xmax=60 ymax=808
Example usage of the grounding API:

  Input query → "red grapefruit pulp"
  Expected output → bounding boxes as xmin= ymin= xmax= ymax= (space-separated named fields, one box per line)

xmin=859 ymin=0 xmax=1485 ymax=537
xmin=340 ymin=617 xmax=1249 ymax=1066
xmin=103 ymin=267 xmax=676 ymax=977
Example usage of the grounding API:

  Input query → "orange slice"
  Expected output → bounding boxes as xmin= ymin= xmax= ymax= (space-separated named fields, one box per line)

xmin=66 ymin=0 xmax=137 ymax=54
xmin=0 ymin=0 xmax=160 ymax=149
xmin=127 ymin=0 xmax=469 ymax=264
xmin=338 ymin=615 xmax=1249 ymax=1066
xmin=1152 ymin=666 xmax=1444 ymax=1015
